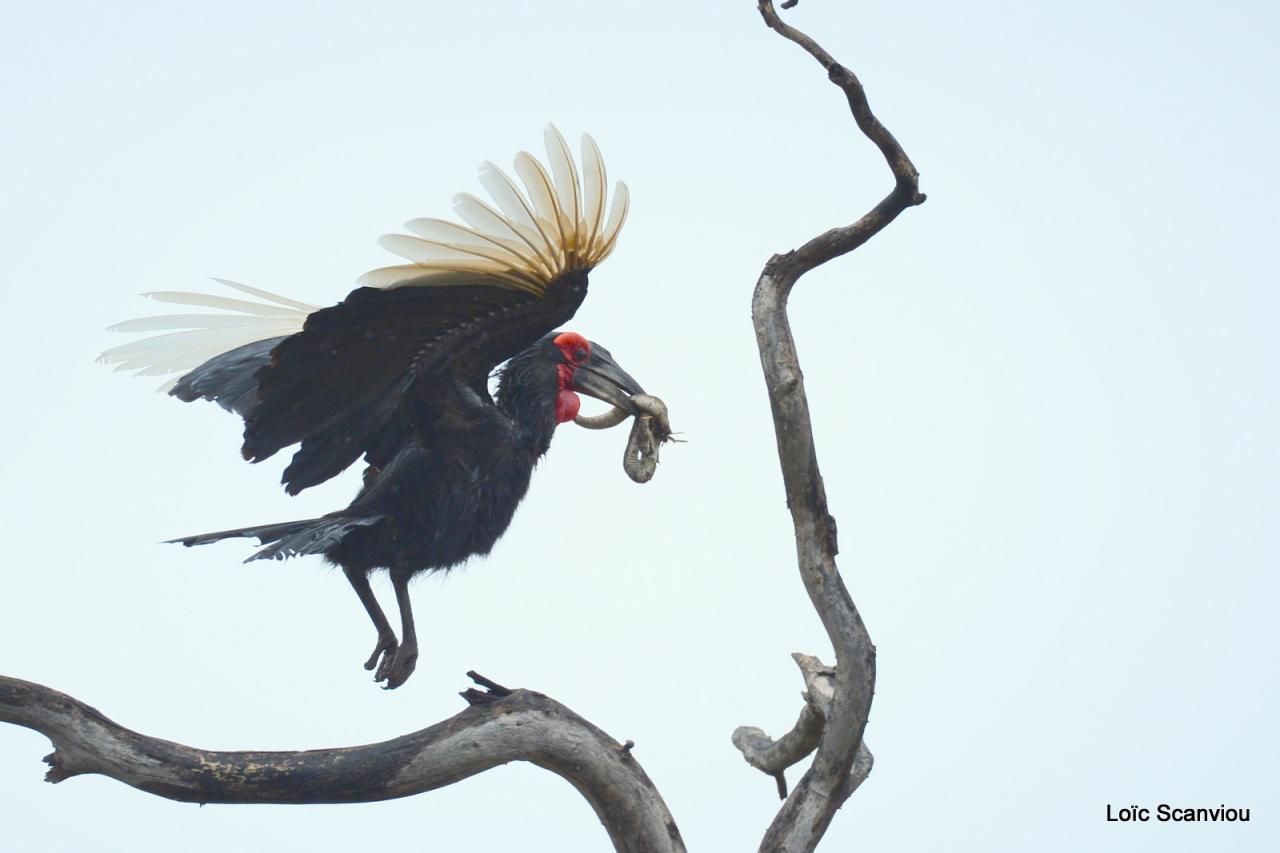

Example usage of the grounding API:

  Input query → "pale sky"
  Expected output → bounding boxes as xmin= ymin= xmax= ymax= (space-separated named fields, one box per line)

xmin=1 ymin=2 xmax=1276 ymax=851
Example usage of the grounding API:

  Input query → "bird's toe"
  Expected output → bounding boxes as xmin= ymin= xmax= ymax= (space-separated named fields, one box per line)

xmin=365 ymin=634 xmax=398 ymax=673
xmin=377 ymin=644 xmax=419 ymax=690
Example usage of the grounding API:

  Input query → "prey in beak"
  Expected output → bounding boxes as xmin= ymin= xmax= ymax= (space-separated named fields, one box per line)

xmin=569 ymin=342 xmax=646 ymax=414
xmin=545 ymin=331 xmax=675 ymax=483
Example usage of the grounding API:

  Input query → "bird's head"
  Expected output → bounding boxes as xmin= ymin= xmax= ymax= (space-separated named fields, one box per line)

xmin=494 ymin=332 xmax=646 ymax=447
xmin=543 ymin=331 xmax=645 ymax=424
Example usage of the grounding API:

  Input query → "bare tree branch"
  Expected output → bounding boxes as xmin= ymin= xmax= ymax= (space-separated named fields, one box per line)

xmin=758 ymin=3 xmax=926 ymax=270
xmin=732 ymin=654 xmax=835 ymax=799
xmin=6 ymin=6 xmax=925 ymax=849
xmin=737 ymin=2 xmax=926 ymax=851
xmin=0 ymin=673 xmax=685 ymax=853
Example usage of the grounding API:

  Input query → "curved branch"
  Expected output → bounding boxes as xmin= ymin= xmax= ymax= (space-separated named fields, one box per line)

xmin=743 ymin=3 xmax=925 ymax=852
xmin=732 ymin=653 xmax=845 ymax=800
xmin=758 ymin=2 xmax=925 ymax=275
xmin=0 ymin=673 xmax=685 ymax=853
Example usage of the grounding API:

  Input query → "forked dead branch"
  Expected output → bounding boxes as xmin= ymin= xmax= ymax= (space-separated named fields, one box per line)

xmin=0 ymin=4 xmax=922 ymax=851
xmin=731 ymin=2 xmax=924 ymax=850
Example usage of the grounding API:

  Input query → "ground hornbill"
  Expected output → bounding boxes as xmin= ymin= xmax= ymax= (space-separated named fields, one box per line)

xmin=100 ymin=127 xmax=655 ymax=689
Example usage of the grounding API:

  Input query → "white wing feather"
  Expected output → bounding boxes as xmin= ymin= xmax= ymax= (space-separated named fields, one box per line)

xmin=544 ymin=125 xmax=582 ymax=252
xmin=103 ymin=128 xmax=627 ymax=388
xmin=98 ymin=280 xmax=317 ymax=387
xmin=580 ymin=134 xmax=608 ymax=258
xmin=211 ymin=278 xmax=318 ymax=312
xmin=360 ymin=126 xmax=628 ymax=293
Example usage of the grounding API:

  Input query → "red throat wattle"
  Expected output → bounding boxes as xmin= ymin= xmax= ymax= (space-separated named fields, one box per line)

xmin=552 ymin=332 xmax=591 ymax=424
xmin=555 ymin=385 xmax=580 ymax=423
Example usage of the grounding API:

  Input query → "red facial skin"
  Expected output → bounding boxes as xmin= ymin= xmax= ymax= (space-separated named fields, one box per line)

xmin=553 ymin=332 xmax=592 ymax=424
xmin=555 ymin=388 xmax=581 ymax=423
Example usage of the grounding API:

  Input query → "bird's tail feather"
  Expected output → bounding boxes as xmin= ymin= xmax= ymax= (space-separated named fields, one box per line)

xmin=168 ymin=515 xmax=385 ymax=562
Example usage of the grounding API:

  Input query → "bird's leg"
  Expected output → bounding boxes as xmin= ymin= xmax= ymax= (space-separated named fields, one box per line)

xmin=376 ymin=572 xmax=420 ymax=690
xmin=343 ymin=567 xmax=398 ymax=673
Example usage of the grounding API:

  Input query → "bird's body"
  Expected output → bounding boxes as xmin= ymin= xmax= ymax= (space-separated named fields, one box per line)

xmin=101 ymin=128 xmax=648 ymax=687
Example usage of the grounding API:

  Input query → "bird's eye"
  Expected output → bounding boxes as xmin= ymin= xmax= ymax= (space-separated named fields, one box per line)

xmin=573 ymin=346 xmax=589 ymax=363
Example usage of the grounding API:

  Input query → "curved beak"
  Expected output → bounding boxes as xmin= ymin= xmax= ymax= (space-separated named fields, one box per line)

xmin=571 ymin=344 xmax=646 ymax=414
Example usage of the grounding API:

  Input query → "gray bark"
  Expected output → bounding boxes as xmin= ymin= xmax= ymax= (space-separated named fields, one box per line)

xmin=729 ymin=3 xmax=926 ymax=851
xmin=0 ymin=673 xmax=684 ymax=853
xmin=1 ymin=4 xmax=922 ymax=851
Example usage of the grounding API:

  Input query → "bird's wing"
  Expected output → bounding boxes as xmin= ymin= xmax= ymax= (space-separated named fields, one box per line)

xmin=133 ymin=126 xmax=631 ymax=495
xmin=98 ymin=280 xmax=318 ymax=392
xmin=244 ymin=274 xmax=585 ymax=494
xmin=101 ymin=127 xmax=628 ymax=494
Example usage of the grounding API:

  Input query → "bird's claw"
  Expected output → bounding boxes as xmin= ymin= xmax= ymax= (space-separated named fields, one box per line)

xmin=375 ymin=640 xmax=419 ymax=690
xmin=363 ymin=633 xmax=398 ymax=672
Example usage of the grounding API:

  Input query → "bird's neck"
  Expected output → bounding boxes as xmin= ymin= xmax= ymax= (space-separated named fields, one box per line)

xmin=495 ymin=366 xmax=561 ymax=458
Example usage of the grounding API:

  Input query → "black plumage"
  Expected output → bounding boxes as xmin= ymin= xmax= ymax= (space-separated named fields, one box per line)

xmin=244 ymin=272 xmax=586 ymax=495
xmin=101 ymin=127 xmax=643 ymax=688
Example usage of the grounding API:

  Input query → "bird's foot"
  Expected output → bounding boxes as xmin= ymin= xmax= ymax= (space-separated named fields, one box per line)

xmin=375 ymin=638 xmax=419 ymax=690
xmin=363 ymin=631 xmax=398 ymax=673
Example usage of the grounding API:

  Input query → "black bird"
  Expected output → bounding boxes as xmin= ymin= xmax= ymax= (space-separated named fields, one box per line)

xmin=101 ymin=127 xmax=646 ymax=688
